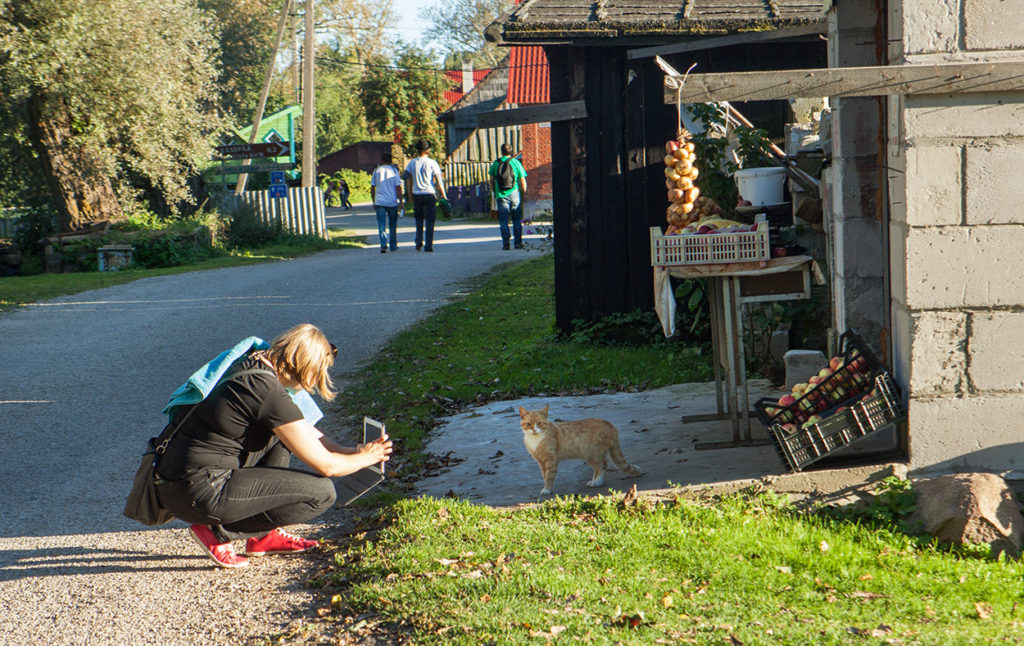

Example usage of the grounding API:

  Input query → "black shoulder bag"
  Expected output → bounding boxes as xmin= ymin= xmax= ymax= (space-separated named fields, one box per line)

xmin=123 ymin=367 xmax=275 ymax=526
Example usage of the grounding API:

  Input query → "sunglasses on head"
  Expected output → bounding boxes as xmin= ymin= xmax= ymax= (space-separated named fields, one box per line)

xmin=329 ymin=343 xmax=338 ymax=358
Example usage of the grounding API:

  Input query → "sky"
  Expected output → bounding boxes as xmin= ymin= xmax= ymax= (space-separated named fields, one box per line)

xmin=388 ymin=0 xmax=435 ymax=47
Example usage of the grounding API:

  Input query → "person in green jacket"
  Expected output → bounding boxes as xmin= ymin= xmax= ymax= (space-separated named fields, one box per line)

xmin=488 ymin=143 xmax=528 ymax=250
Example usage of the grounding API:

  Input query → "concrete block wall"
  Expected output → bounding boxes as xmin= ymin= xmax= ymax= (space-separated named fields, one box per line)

xmin=889 ymin=0 xmax=1024 ymax=474
xmin=827 ymin=0 xmax=889 ymax=356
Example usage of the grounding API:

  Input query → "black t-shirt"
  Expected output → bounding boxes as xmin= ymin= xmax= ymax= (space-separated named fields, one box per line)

xmin=158 ymin=355 xmax=304 ymax=480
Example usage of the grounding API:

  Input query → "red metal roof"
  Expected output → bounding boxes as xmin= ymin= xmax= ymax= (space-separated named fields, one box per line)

xmin=507 ymin=46 xmax=550 ymax=105
xmin=443 ymin=68 xmax=493 ymax=105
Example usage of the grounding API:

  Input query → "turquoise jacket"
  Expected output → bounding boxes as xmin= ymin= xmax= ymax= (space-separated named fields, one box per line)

xmin=161 ymin=336 xmax=323 ymax=425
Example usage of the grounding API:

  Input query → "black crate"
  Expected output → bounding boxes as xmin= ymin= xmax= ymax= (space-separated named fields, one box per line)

xmin=767 ymin=372 xmax=904 ymax=472
xmin=755 ymin=331 xmax=883 ymax=428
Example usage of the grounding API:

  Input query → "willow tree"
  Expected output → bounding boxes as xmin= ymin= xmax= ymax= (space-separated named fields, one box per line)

xmin=0 ymin=0 xmax=221 ymax=231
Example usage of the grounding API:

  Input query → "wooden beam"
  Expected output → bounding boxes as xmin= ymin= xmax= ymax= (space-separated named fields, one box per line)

xmin=628 ymin=22 xmax=825 ymax=61
xmin=663 ymin=60 xmax=1024 ymax=103
xmin=476 ymin=100 xmax=587 ymax=128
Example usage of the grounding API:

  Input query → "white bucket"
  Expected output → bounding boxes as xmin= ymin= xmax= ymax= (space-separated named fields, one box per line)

xmin=734 ymin=167 xmax=786 ymax=206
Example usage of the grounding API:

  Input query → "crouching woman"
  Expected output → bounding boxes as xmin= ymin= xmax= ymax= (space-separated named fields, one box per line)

xmin=155 ymin=323 xmax=392 ymax=568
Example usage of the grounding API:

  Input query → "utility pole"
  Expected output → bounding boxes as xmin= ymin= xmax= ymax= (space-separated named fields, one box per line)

xmin=301 ymin=0 xmax=315 ymax=189
xmin=235 ymin=0 xmax=293 ymax=195
xmin=291 ymin=5 xmax=300 ymax=103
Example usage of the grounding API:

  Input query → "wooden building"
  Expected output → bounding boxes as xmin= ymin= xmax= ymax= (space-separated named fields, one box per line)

xmin=486 ymin=0 xmax=826 ymax=332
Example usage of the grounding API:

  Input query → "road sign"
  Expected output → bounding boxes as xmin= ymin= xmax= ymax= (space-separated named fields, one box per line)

xmin=217 ymin=162 xmax=296 ymax=174
xmin=268 ymin=184 xmax=288 ymax=199
xmin=270 ymin=171 xmax=286 ymax=185
xmin=215 ymin=141 xmax=290 ymax=159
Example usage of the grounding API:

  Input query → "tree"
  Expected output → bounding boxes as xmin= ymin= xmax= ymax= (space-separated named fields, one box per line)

xmin=316 ymin=47 xmax=372 ymax=155
xmin=199 ymin=0 xmax=285 ymax=124
xmin=360 ymin=44 xmax=447 ymax=156
xmin=317 ymin=0 xmax=397 ymax=65
xmin=420 ymin=0 xmax=513 ymax=68
xmin=0 ymin=0 xmax=221 ymax=231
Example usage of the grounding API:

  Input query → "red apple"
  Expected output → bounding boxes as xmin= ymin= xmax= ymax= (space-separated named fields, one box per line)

xmin=808 ymin=375 xmax=823 ymax=386
xmin=829 ymin=356 xmax=843 ymax=371
xmin=778 ymin=394 xmax=796 ymax=407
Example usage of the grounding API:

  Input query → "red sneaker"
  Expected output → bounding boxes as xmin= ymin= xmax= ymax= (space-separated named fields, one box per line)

xmin=189 ymin=524 xmax=249 ymax=569
xmin=245 ymin=528 xmax=320 ymax=556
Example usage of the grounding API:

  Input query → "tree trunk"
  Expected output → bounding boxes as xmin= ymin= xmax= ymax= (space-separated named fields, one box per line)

xmin=26 ymin=92 xmax=122 ymax=232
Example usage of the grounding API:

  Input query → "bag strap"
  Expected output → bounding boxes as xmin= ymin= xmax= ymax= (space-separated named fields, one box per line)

xmin=153 ymin=366 xmax=276 ymax=455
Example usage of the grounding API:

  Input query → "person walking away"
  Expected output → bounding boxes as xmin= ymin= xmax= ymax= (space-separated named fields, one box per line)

xmin=488 ymin=143 xmax=528 ymax=250
xmin=339 ymin=179 xmax=352 ymax=210
xmin=322 ymin=176 xmax=334 ymax=206
xmin=370 ymin=153 xmax=404 ymax=253
xmin=154 ymin=323 xmax=392 ymax=568
xmin=402 ymin=139 xmax=447 ymax=252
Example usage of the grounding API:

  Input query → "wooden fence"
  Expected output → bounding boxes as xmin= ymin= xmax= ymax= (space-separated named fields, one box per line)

xmin=219 ymin=186 xmax=327 ymax=238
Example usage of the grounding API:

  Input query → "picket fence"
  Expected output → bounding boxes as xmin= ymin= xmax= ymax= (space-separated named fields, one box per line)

xmin=219 ymin=186 xmax=327 ymax=238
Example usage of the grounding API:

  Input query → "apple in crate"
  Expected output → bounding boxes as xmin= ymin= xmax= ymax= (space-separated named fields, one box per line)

xmin=801 ymin=414 xmax=823 ymax=429
xmin=829 ymin=356 xmax=843 ymax=371
xmin=778 ymin=394 xmax=796 ymax=408
xmin=780 ymin=423 xmax=798 ymax=435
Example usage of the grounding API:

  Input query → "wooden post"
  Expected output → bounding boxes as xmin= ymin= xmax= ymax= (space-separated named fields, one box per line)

xmin=236 ymin=0 xmax=293 ymax=195
xmin=301 ymin=0 xmax=315 ymax=189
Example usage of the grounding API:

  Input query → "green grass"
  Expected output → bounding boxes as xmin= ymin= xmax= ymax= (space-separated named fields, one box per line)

xmin=0 ymin=232 xmax=361 ymax=312
xmin=318 ymin=254 xmax=1024 ymax=645
xmin=329 ymin=255 xmax=710 ymax=460
xmin=327 ymin=494 xmax=1024 ymax=645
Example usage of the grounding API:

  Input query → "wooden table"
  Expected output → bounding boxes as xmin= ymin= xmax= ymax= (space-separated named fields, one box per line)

xmin=654 ymin=255 xmax=821 ymax=447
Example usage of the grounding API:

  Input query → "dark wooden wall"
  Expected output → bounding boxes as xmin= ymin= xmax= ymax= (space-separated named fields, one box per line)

xmin=546 ymin=40 xmax=826 ymax=333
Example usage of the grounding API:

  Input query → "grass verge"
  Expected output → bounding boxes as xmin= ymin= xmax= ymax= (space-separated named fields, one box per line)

xmin=326 ymin=493 xmax=1024 ymax=645
xmin=314 ymin=254 xmax=1024 ymax=645
xmin=0 ymin=232 xmax=361 ymax=313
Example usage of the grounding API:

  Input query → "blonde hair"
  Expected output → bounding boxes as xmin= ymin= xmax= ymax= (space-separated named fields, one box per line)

xmin=266 ymin=323 xmax=336 ymax=400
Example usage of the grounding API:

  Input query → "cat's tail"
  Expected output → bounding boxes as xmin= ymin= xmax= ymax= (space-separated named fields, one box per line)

xmin=609 ymin=444 xmax=642 ymax=477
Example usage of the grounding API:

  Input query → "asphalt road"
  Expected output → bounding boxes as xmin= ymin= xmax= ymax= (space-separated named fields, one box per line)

xmin=0 ymin=204 xmax=541 ymax=644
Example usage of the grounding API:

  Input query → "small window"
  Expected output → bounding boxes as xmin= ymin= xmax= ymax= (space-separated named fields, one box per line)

xmin=263 ymin=129 xmax=284 ymax=144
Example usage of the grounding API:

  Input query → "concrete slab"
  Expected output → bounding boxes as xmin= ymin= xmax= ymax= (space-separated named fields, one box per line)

xmin=415 ymin=381 xmax=908 ymax=507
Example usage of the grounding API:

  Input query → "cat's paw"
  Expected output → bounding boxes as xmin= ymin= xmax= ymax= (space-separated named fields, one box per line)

xmin=586 ymin=477 xmax=605 ymax=488
xmin=539 ymin=488 xmax=552 ymax=495
xmin=627 ymin=465 xmax=642 ymax=477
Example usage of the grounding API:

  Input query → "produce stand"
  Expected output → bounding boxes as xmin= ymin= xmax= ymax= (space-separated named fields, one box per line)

xmin=652 ymin=228 xmax=824 ymax=447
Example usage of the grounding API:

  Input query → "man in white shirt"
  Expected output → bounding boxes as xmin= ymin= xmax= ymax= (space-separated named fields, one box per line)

xmin=370 ymin=153 xmax=404 ymax=253
xmin=402 ymin=139 xmax=447 ymax=252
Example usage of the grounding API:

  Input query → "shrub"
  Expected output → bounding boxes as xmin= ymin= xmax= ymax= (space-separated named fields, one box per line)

xmin=223 ymin=203 xmax=282 ymax=249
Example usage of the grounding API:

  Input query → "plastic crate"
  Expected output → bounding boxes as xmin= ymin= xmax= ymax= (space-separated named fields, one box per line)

xmin=650 ymin=222 xmax=770 ymax=266
xmin=767 ymin=372 xmax=904 ymax=472
xmin=755 ymin=331 xmax=883 ymax=428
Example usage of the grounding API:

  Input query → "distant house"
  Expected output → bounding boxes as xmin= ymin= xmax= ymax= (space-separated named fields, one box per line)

xmin=317 ymin=141 xmax=393 ymax=176
xmin=437 ymin=49 xmax=555 ymax=216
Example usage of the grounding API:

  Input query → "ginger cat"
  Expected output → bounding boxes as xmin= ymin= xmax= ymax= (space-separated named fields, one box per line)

xmin=518 ymin=405 xmax=642 ymax=495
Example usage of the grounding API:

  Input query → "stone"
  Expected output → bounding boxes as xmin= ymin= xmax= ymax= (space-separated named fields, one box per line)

xmin=906 ymin=473 xmax=1024 ymax=558
xmin=783 ymin=349 xmax=827 ymax=390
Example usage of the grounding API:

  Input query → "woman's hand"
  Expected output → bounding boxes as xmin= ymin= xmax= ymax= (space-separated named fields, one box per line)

xmin=358 ymin=436 xmax=393 ymax=466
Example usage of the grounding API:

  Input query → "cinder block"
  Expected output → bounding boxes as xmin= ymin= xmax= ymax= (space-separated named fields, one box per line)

xmin=969 ymin=312 xmax=1024 ymax=391
xmin=890 ymin=303 xmax=913 ymax=387
xmin=904 ymin=93 xmax=1024 ymax=140
xmin=905 ymin=226 xmax=1024 ymax=309
xmin=909 ymin=394 xmax=1024 ymax=475
xmin=832 ymin=98 xmax=885 ymax=158
xmin=839 ymin=218 xmax=886 ymax=279
xmin=965 ymin=145 xmax=1024 ymax=224
xmin=905 ymin=145 xmax=962 ymax=227
xmin=910 ymin=311 xmax=967 ymax=396
xmin=902 ymin=0 xmax=958 ymax=54
xmin=784 ymin=350 xmax=827 ymax=390
xmin=965 ymin=0 xmax=1024 ymax=50
xmin=888 ymin=219 xmax=909 ymax=307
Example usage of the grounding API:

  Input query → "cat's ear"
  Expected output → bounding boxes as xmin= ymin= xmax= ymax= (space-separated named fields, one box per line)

xmin=541 ymin=404 xmax=549 ymax=417
xmin=518 ymin=406 xmax=526 ymax=417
